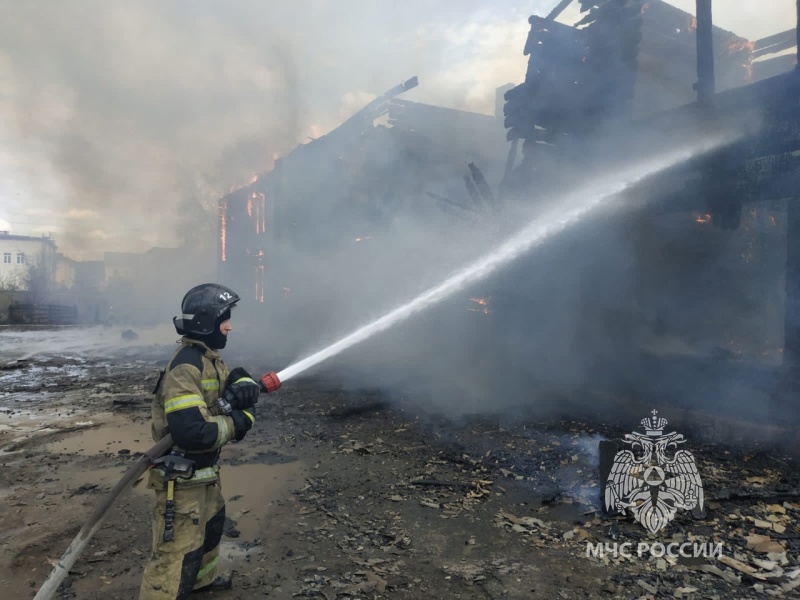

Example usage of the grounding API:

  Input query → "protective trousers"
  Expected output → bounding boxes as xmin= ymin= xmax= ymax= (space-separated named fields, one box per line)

xmin=139 ymin=481 xmax=225 ymax=600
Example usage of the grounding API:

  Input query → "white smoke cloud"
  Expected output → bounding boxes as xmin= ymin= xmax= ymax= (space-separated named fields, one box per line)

xmin=0 ymin=0 xmax=547 ymax=259
xmin=0 ymin=0 xmax=793 ymax=259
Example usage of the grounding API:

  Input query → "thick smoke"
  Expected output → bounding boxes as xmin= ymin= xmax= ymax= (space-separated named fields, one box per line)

xmin=1 ymin=1 xmax=794 ymax=435
xmin=229 ymin=126 xmax=771 ymax=426
xmin=0 ymin=0 xmax=533 ymax=259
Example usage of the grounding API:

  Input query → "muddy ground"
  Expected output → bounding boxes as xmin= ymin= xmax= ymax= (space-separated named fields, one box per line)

xmin=1 ymin=327 xmax=799 ymax=599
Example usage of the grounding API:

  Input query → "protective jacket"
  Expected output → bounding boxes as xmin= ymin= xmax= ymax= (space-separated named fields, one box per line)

xmin=150 ymin=336 xmax=236 ymax=486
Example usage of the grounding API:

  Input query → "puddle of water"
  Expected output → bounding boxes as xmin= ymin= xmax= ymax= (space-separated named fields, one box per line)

xmin=221 ymin=461 xmax=305 ymax=540
xmin=31 ymin=416 xmax=305 ymax=542
xmin=220 ymin=540 xmax=264 ymax=561
xmin=0 ymin=573 xmax=34 ymax=600
xmin=43 ymin=413 xmax=151 ymax=456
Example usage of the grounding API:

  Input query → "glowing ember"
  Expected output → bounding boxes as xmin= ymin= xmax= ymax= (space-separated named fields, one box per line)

xmin=724 ymin=39 xmax=756 ymax=55
xmin=723 ymin=39 xmax=756 ymax=81
xmin=693 ymin=213 xmax=711 ymax=224
xmin=227 ymin=173 xmax=260 ymax=194
xmin=468 ymin=296 xmax=492 ymax=315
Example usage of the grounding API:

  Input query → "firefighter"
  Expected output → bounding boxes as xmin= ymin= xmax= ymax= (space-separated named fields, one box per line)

xmin=139 ymin=283 xmax=261 ymax=599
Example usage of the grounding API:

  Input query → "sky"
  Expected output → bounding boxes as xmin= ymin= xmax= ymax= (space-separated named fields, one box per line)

xmin=0 ymin=0 xmax=795 ymax=260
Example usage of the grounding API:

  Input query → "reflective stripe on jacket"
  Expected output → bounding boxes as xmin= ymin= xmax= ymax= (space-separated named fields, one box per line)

xmin=150 ymin=337 xmax=233 ymax=486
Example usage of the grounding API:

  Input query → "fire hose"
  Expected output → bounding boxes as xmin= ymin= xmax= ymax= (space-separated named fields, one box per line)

xmin=33 ymin=371 xmax=282 ymax=600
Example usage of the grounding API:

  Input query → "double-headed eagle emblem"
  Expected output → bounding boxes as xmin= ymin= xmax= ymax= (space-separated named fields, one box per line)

xmin=604 ymin=410 xmax=703 ymax=534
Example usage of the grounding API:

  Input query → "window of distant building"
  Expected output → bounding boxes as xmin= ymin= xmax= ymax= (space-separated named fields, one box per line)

xmin=2 ymin=253 xmax=9 ymax=264
xmin=16 ymin=253 xmax=24 ymax=264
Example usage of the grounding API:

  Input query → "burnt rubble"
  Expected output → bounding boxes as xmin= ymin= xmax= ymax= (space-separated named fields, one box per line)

xmin=0 ymin=347 xmax=798 ymax=598
xmin=259 ymin=382 xmax=800 ymax=599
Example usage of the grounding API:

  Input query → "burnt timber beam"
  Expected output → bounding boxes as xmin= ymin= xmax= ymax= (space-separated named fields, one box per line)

xmin=546 ymin=0 xmax=574 ymax=21
xmin=337 ymin=76 xmax=418 ymax=134
xmin=695 ymin=0 xmax=716 ymax=105
xmin=752 ymin=28 xmax=796 ymax=60
xmin=755 ymin=28 xmax=796 ymax=51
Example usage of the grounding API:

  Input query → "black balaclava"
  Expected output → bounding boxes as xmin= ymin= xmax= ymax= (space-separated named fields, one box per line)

xmin=193 ymin=308 xmax=231 ymax=350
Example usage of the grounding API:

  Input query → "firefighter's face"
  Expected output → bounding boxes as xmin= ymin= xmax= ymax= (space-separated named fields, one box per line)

xmin=219 ymin=318 xmax=231 ymax=336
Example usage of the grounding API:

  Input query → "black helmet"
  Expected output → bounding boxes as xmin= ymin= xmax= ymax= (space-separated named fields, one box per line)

xmin=173 ymin=283 xmax=240 ymax=336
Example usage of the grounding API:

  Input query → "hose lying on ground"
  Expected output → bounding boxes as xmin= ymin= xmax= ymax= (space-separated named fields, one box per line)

xmin=33 ymin=434 xmax=174 ymax=600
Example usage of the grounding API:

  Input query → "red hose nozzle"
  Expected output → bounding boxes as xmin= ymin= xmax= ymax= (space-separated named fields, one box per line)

xmin=260 ymin=371 xmax=281 ymax=393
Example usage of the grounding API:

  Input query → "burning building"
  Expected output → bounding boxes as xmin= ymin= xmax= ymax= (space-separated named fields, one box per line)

xmin=218 ymin=0 xmax=800 ymax=429
xmin=490 ymin=0 xmax=800 ymax=421
xmin=218 ymin=76 xmax=510 ymax=351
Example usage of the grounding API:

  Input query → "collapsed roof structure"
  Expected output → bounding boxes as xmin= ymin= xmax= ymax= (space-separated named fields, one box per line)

xmin=219 ymin=0 xmax=800 ymax=424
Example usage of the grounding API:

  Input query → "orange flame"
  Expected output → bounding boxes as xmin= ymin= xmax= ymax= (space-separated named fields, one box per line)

xmin=468 ymin=296 xmax=492 ymax=315
xmin=724 ymin=39 xmax=756 ymax=55
xmin=228 ymin=173 xmax=260 ymax=194
xmin=723 ymin=39 xmax=756 ymax=81
xmin=693 ymin=213 xmax=711 ymax=224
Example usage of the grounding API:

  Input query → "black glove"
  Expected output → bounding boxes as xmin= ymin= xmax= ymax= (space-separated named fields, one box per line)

xmin=230 ymin=409 xmax=254 ymax=442
xmin=225 ymin=367 xmax=261 ymax=410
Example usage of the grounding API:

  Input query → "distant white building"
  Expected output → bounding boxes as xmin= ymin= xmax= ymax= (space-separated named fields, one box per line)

xmin=0 ymin=231 xmax=57 ymax=290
